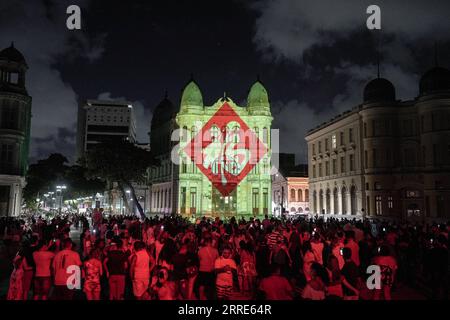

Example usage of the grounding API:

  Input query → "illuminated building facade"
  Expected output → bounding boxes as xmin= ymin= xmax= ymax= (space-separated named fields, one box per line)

xmin=272 ymin=154 xmax=309 ymax=217
xmin=0 ymin=43 xmax=31 ymax=217
xmin=176 ymin=79 xmax=272 ymax=219
xmin=306 ymin=60 xmax=450 ymax=221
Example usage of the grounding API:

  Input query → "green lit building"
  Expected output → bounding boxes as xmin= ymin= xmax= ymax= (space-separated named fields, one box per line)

xmin=176 ymin=79 xmax=273 ymax=219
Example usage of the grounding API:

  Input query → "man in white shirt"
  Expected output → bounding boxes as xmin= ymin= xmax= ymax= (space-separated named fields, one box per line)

xmin=33 ymin=242 xmax=55 ymax=300
xmin=197 ymin=237 xmax=219 ymax=300
xmin=214 ymin=246 xmax=237 ymax=300
xmin=52 ymin=238 xmax=81 ymax=300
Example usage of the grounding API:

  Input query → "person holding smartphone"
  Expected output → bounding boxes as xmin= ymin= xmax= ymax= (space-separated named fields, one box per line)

xmin=214 ymin=246 xmax=237 ymax=300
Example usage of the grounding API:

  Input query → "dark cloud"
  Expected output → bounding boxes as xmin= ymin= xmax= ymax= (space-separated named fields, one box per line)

xmin=0 ymin=0 xmax=105 ymax=163
xmin=250 ymin=0 xmax=450 ymax=163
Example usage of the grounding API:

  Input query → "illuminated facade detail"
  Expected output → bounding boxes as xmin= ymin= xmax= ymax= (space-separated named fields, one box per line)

xmin=272 ymin=154 xmax=309 ymax=217
xmin=176 ymin=79 xmax=272 ymax=219
xmin=0 ymin=43 xmax=32 ymax=216
xmin=306 ymin=61 xmax=450 ymax=221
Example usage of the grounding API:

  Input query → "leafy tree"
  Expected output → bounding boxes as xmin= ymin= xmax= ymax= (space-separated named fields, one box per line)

xmin=23 ymin=153 xmax=105 ymax=209
xmin=84 ymin=140 xmax=156 ymax=219
xmin=23 ymin=154 xmax=69 ymax=206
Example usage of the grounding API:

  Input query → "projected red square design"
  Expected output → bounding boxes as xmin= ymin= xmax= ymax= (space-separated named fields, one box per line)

xmin=183 ymin=102 xmax=268 ymax=196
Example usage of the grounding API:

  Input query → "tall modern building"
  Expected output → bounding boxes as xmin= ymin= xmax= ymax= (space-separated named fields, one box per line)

xmin=147 ymin=93 xmax=179 ymax=215
xmin=176 ymin=79 xmax=273 ymax=219
xmin=76 ymin=99 xmax=137 ymax=159
xmin=0 ymin=43 xmax=32 ymax=216
xmin=305 ymin=57 xmax=450 ymax=221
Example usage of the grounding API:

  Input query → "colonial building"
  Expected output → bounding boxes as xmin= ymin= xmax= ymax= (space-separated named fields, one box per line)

xmin=306 ymin=60 xmax=450 ymax=221
xmin=272 ymin=153 xmax=309 ymax=217
xmin=176 ymin=79 xmax=273 ymax=219
xmin=147 ymin=93 xmax=179 ymax=215
xmin=0 ymin=43 xmax=32 ymax=216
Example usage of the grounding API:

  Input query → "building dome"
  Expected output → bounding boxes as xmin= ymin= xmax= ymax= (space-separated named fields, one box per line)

xmin=181 ymin=80 xmax=203 ymax=107
xmin=0 ymin=43 xmax=27 ymax=66
xmin=247 ymin=80 xmax=269 ymax=107
xmin=419 ymin=66 xmax=450 ymax=95
xmin=363 ymin=78 xmax=396 ymax=103
xmin=151 ymin=95 xmax=177 ymax=127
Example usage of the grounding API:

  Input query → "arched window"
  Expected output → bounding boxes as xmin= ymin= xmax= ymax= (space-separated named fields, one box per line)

xmin=298 ymin=189 xmax=303 ymax=202
xmin=263 ymin=127 xmax=268 ymax=144
xmin=232 ymin=125 xmax=240 ymax=143
xmin=290 ymin=189 xmax=296 ymax=202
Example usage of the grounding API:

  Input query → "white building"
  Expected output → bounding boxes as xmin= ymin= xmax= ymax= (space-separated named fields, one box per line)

xmin=76 ymin=99 xmax=137 ymax=159
xmin=306 ymin=60 xmax=450 ymax=221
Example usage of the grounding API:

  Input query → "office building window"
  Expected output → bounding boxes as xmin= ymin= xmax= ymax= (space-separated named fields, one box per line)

xmin=312 ymin=165 xmax=316 ymax=178
xmin=325 ymin=138 xmax=329 ymax=151
xmin=349 ymin=154 xmax=354 ymax=171
xmin=318 ymin=141 xmax=322 ymax=153
xmin=332 ymin=134 xmax=337 ymax=149
xmin=332 ymin=159 xmax=337 ymax=175
xmin=319 ymin=163 xmax=323 ymax=177
xmin=340 ymin=131 xmax=344 ymax=145
xmin=374 ymin=182 xmax=381 ymax=190
xmin=340 ymin=156 xmax=345 ymax=173
xmin=325 ymin=161 xmax=330 ymax=176
xmin=388 ymin=196 xmax=393 ymax=209
xmin=349 ymin=128 xmax=353 ymax=142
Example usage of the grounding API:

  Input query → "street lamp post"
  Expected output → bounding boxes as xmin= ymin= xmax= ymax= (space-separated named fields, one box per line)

xmin=56 ymin=185 xmax=67 ymax=215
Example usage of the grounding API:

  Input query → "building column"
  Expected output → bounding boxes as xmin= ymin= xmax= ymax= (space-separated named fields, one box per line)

xmin=346 ymin=192 xmax=352 ymax=216
xmin=330 ymin=191 xmax=335 ymax=215
xmin=323 ymin=192 xmax=328 ymax=215
xmin=337 ymin=192 xmax=343 ymax=215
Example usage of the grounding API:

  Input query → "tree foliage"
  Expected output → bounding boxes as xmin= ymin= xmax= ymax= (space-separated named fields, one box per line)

xmin=23 ymin=153 xmax=105 ymax=208
xmin=84 ymin=140 xmax=156 ymax=219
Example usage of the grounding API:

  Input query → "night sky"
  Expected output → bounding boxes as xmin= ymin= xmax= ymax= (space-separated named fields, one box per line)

xmin=1 ymin=0 xmax=450 ymax=164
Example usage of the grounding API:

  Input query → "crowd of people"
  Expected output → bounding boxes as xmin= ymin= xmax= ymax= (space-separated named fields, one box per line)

xmin=0 ymin=212 xmax=448 ymax=300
